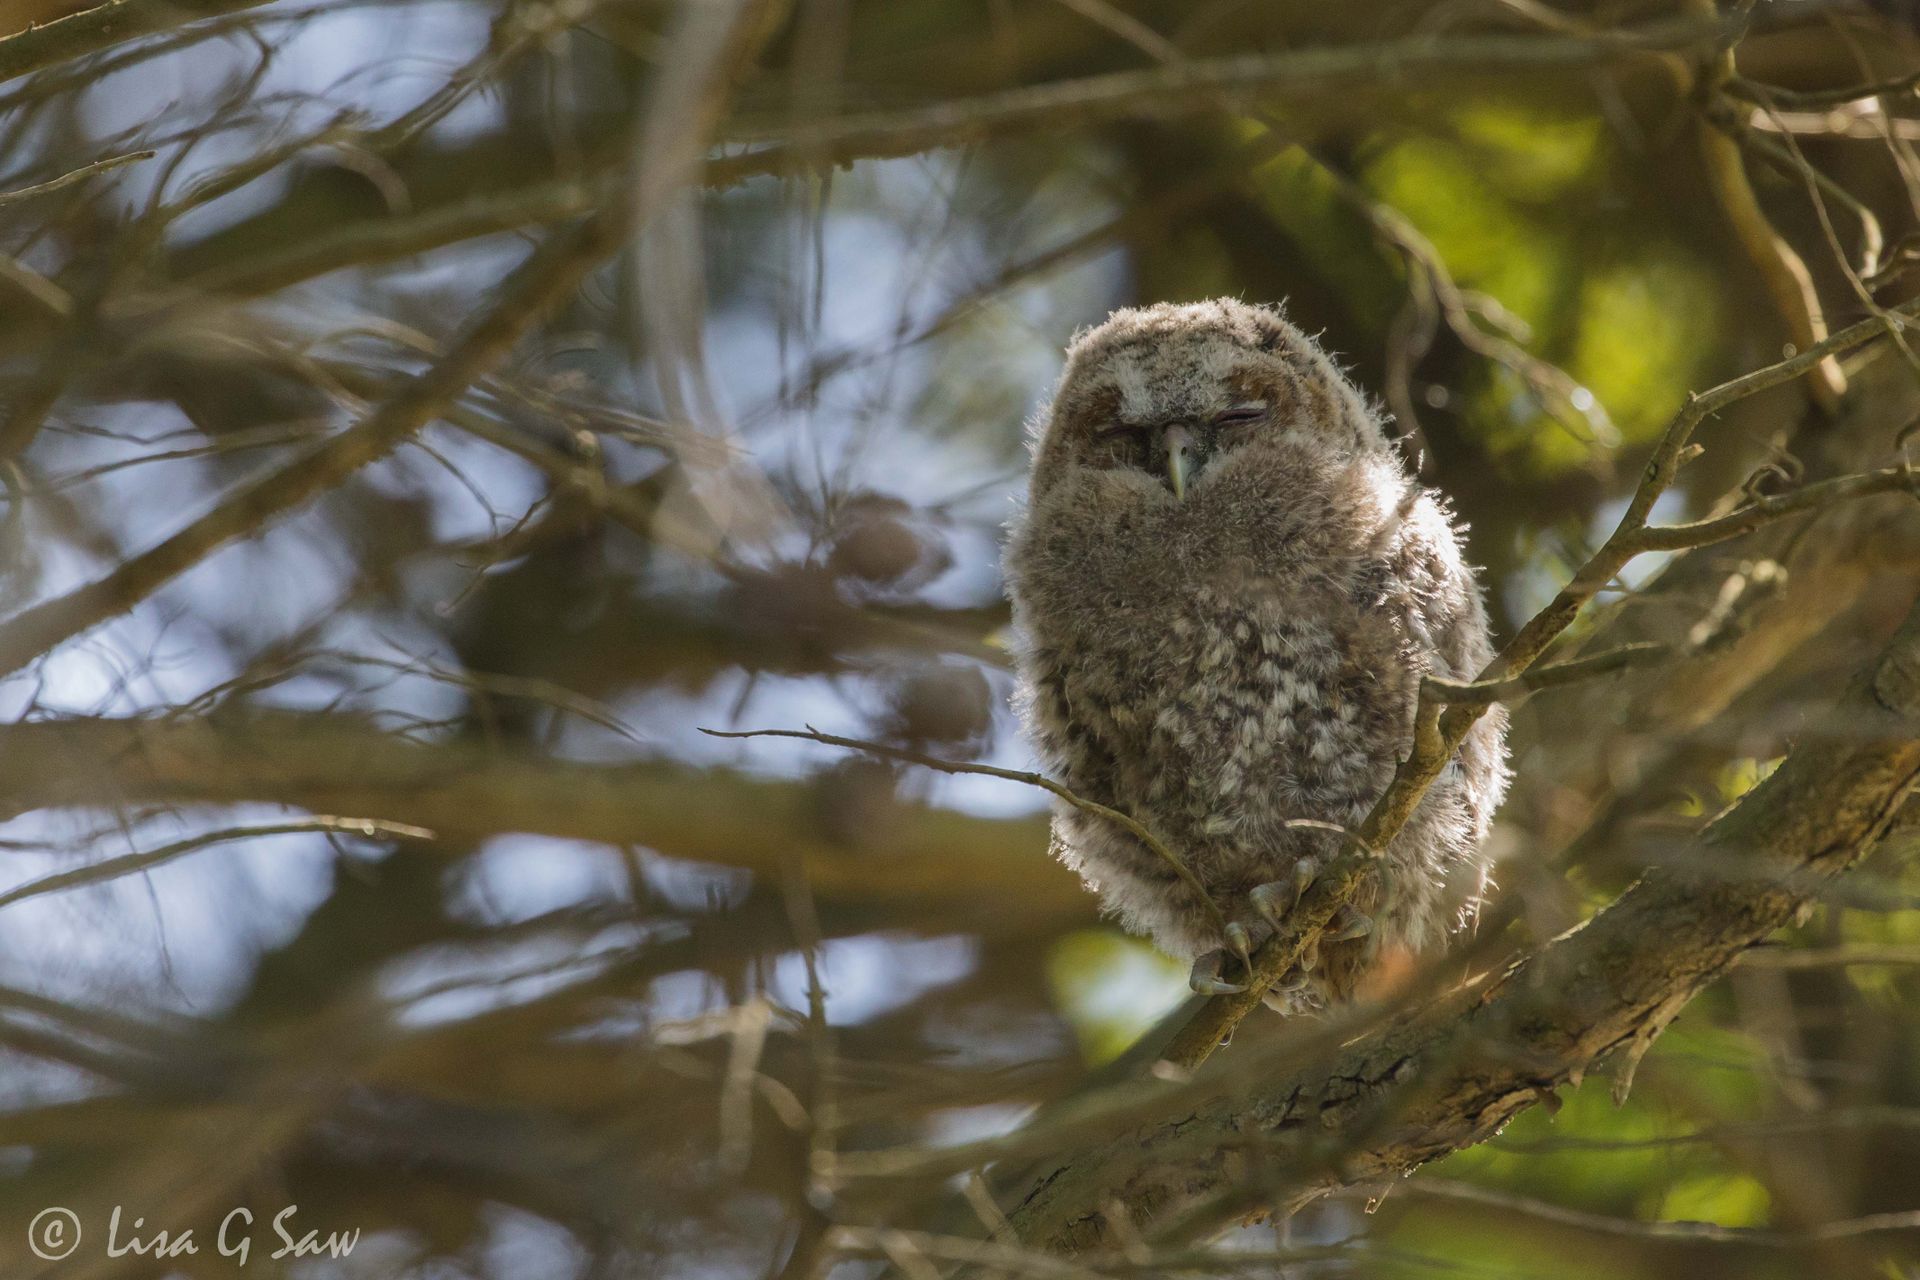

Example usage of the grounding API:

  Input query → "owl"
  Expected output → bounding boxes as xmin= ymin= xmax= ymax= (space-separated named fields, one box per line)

xmin=1004 ymin=299 xmax=1509 ymax=1013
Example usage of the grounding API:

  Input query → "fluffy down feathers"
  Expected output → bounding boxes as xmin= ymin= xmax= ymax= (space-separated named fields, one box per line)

xmin=1004 ymin=299 xmax=1508 ymax=1011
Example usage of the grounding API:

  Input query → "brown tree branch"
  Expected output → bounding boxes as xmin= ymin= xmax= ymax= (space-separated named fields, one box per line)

xmin=145 ymin=13 xmax=1770 ymax=304
xmin=0 ymin=711 xmax=1080 ymax=921
xmin=728 ymin=17 xmax=1739 ymax=170
xmin=0 ymin=0 xmax=271 ymax=84
xmin=1403 ymin=1179 xmax=1920 ymax=1245
xmin=1629 ymin=465 xmax=1920 ymax=551
xmin=1001 ymin=596 xmax=1920 ymax=1253
xmin=1424 ymin=642 xmax=1671 ymax=706
xmin=701 ymin=726 xmax=1231 ymax=948
xmin=0 ymin=817 xmax=434 ymax=911
xmin=1506 ymin=339 xmax=1920 ymax=834
xmin=1135 ymin=292 xmax=1920 ymax=1076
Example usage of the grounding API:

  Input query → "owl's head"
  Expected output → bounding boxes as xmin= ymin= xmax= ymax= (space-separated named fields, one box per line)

xmin=1027 ymin=298 xmax=1382 ymax=503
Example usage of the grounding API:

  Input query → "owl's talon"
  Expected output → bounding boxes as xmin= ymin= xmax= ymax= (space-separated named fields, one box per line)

xmin=1189 ymin=949 xmax=1246 ymax=996
xmin=1223 ymin=919 xmax=1272 ymax=980
xmin=1323 ymin=904 xmax=1373 ymax=943
xmin=1248 ymin=880 xmax=1292 ymax=931
xmin=1294 ymin=855 xmax=1322 ymax=897
xmin=1225 ymin=921 xmax=1252 ymax=975
xmin=1261 ymin=963 xmax=1314 ymax=1013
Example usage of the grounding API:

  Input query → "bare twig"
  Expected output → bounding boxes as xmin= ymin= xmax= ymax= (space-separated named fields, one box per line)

xmin=699 ymin=725 xmax=1231 ymax=943
xmin=1631 ymin=465 xmax=1920 ymax=551
xmin=0 ymin=149 xmax=153 ymax=206
xmin=1405 ymin=1179 xmax=1920 ymax=1245
xmin=1729 ymin=70 xmax=1920 ymax=111
xmin=733 ymin=12 xmax=1761 ymax=168
xmin=0 ymin=0 xmax=273 ymax=84
xmin=156 ymin=13 xmax=1779 ymax=304
xmin=1689 ymin=3 xmax=1846 ymax=407
xmin=0 ymin=817 xmax=434 ymax=912
xmin=0 ymin=211 xmax=631 ymax=679
xmin=1740 ymin=942 xmax=1920 ymax=969
xmin=1425 ymin=642 xmax=1671 ymax=705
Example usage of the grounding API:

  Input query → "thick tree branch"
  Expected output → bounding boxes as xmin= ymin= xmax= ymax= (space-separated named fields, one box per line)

xmin=727 ymin=17 xmax=1740 ymax=171
xmin=1001 ymin=596 xmax=1920 ymax=1253
xmin=0 ymin=711 xmax=1079 ymax=921
xmin=143 ymin=12 xmax=1780 ymax=304
xmin=1138 ymin=294 xmax=1920 ymax=1074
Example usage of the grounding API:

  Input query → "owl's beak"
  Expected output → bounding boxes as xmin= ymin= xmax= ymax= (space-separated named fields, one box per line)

xmin=1163 ymin=424 xmax=1197 ymax=500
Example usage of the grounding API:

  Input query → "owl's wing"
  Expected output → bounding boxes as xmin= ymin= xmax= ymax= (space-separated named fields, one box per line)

xmin=1025 ymin=650 xmax=1127 ymax=806
xmin=1365 ymin=490 xmax=1497 ymax=683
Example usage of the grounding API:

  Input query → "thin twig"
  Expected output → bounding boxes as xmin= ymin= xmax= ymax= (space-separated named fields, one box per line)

xmin=1405 ymin=1179 xmax=1920 ymax=1245
xmin=0 ymin=817 xmax=433 ymax=912
xmin=698 ymin=726 xmax=1231 ymax=942
xmin=1630 ymin=465 xmax=1920 ymax=551
xmin=1425 ymin=642 xmax=1671 ymax=705
xmin=0 ymin=209 xmax=633 ymax=680
xmin=0 ymin=149 xmax=153 ymax=206
xmin=1740 ymin=942 xmax=1920 ymax=969
xmin=1690 ymin=4 xmax=1846 ymax=407
xmin=0 ymin=0 xmax=273 ymax=84
xmin=1729 ymin=70 xmax=1920 ymax=110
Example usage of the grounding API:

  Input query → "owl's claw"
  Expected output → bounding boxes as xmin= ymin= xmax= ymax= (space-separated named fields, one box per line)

xmin=1261 ymin=962 xmax=1315 ymax=1013
xmin=1248 ymin=879 xmax=1292 ymax=931
xmin=1188 ymin=948 xmax=1246 ymax=996
xmin=1225 ymin=921 xmax=1253 ymax=974
xmin=1223 ymin=919 xmax=1272 ymax=980
xmin=1251 ymin=860 xmax=1371 ymax=946
xmin=1248 ymin=856 xmax=1324 ymax=932
xmin=1323 ymin=904 xmax=1374 ymax=943
xmin=1294 ymin=855 xmax=1322 ymax=900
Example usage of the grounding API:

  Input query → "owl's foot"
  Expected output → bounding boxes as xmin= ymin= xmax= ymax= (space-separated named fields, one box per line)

xmin=1261 ymin=962 xmax=1315 ymax=1013
xmin=1249 ymin=862 xmax=1375 ymax=944
xmin=1190 ymin=918 xmax=1275 ymax=995
xmin=1195 ymin=898 xmax=1307 ymax=996
xmin=1188 ymin=948 xmax=1246 ymax=996
xmin=1224 ymin=919 xmax=1271 ymax=980
xmin=1248 ymin=856 xmax=1323 ymax=931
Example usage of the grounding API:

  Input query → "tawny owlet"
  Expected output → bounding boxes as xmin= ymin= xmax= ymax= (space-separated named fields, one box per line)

xmin=1004 ymin=299 xmax=1509 ymax=1012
